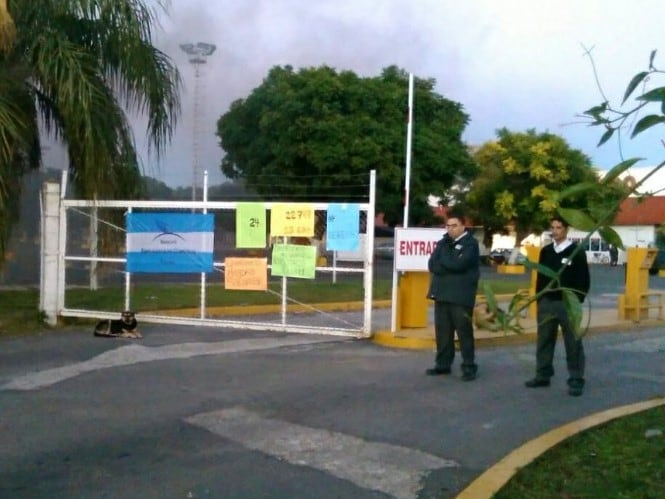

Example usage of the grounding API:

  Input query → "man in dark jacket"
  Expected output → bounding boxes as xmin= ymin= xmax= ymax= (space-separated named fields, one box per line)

xmin=525 ymin=215 xmax=590 ymax=396
xmin=426 ymin=212 xmax=480 ymax=381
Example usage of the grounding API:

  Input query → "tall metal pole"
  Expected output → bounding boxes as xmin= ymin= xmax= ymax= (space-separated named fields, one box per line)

xmin=191 ymin=63 xmax=202 ymax=202
xmin=393 ymin=74 xmax=414 ymax=333
xmin=403 ymin=73 xmax=414 ymax=228
xmin=180 ymin=42 xmax=216 ymax=201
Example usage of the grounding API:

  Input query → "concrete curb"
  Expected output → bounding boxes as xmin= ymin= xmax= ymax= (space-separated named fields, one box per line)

xmin=370 ymin=331 xmax=437 ymax=350
xmin=456 ymin=397 xmax=665 ymax=498
xmin=371 ymin=329 xmax=539 ymax=350
xmin=371 ymin=318 xmax=665 ymax=351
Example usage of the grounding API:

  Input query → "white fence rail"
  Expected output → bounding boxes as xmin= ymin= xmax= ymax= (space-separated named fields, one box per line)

xmin=40 ymin=171 xmax=376 ymax=338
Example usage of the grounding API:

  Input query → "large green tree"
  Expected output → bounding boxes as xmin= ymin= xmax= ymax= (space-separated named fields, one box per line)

xmin=464 ymin=128 xmax=624 ymax=248
xmin=216 ymin=65 xmax=476 ymax=226
xmin=0 ymin=0 xmax=180 ymax=262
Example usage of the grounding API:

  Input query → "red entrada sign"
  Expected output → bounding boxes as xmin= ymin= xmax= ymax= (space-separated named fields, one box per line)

xmin=399 ymin=239 xmax=438 ymax=256
xmin=394 ymin=228 xmax=445 ymax=271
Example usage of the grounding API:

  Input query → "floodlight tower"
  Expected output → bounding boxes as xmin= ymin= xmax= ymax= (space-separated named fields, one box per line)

xmin=179 ymin=42 xmax=216 ymax=201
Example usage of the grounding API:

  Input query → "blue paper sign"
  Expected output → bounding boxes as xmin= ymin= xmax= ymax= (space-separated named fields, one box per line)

xmin=326 ymin=204 xmax=360 ymax=251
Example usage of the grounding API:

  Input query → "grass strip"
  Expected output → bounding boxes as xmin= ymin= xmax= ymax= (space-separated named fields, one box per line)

xmin=495 ymin=405 xmax=665 ymax=498
xmin=0 ymin=277 xmax=526 ymax=335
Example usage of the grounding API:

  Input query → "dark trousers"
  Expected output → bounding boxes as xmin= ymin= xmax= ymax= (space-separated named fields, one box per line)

xmin=433 ymin=301 xmax=476 ymax=374
xmin=535 ymin=298 xmax=585 ymax=381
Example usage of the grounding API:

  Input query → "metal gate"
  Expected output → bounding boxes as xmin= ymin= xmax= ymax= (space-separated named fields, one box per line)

xmin=40 ymin=171 xmax=376 ymax=338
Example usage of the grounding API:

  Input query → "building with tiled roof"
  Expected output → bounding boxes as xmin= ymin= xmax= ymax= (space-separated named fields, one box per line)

xmin=566 ymin=195 xmax=665 ymax=264
xmin=613 ymin=196 xmax=665 ymax=226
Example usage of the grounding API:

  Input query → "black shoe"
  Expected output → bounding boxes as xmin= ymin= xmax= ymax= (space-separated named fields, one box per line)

xmin=461 ymin=372 xmax=476 ymax=381
xmin=568 ymin=378 xmax=584 ymax=397
xmin=525 ymin=378 xmax=550 ymax=388
xmin=426 ymin=367 xmax=451 ymax=376
xmin=568 ymin=385 xmax=583 ymax=397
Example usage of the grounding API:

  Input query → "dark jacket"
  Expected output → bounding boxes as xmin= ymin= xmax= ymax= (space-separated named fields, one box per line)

xmin=427 ymin=231 xmax=480 ymax=308
xmin=536 ymin=242 xmax=590 ymax=302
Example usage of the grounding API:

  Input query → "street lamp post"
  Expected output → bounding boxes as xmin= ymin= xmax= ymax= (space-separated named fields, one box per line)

xmin=179 ymin=42 xmax=216 ymax=201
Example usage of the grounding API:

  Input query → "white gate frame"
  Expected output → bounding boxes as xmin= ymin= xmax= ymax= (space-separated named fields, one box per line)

xmin=40 ymin=171 xmax=376 ymax=338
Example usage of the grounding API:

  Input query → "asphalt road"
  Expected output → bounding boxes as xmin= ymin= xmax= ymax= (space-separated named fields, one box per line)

xmin=1 ymin=315 xmax=664 ymax=498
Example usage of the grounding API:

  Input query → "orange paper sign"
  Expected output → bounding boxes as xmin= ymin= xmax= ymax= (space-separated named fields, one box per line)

xmin=224 ymin=257 xmax=268 ymax=290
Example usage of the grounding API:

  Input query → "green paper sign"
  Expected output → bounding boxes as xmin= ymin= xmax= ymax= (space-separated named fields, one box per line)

xmin=271 ymin=244 xmax=317 ymax=279
xmin=236 ymin=203 xmax=266 ymax=248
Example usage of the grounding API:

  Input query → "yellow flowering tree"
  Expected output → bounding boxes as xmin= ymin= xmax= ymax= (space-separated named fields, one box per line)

xmin=465 ymin=128 xmax=614 ymax=251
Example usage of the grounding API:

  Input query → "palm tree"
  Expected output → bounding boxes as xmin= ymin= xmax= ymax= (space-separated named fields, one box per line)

xmin=0 ymin=1 xmax=15 ymax=51
xmin=0 ymin=0 xmax=180 ymax=262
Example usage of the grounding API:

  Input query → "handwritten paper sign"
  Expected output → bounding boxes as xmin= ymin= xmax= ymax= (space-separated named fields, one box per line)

xmin=270 ymin=203 xmax=314 ymax=237
xmin=271 ymin=244 xmax=317 ymax=279
xmin=236 ymin=203 xmax=266 ymax=248
xmin=326 ymin=203 xmax=360 ymax=251
xmin=224 ymin=257 xmax=268 ymax=290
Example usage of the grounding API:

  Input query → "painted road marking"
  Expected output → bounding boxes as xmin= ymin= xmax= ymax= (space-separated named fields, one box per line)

xmin=186 ymin=407 xmax=458 ymax=499
xmin=1 ymin=337 xmax=336 ymax=391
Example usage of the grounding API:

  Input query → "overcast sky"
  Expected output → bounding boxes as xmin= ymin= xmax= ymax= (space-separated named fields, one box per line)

xmin=54 ymin=0 xmax=665 ymax=189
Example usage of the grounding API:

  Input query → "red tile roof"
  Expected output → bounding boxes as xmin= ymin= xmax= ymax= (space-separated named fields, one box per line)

xmin=614 ymin=196 xmax=665 ymax=225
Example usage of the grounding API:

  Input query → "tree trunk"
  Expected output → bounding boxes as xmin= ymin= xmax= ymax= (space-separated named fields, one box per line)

xmin=507 ymin=230 xmax=529 ymax=265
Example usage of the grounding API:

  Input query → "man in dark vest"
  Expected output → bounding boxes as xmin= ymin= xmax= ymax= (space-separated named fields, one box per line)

xmin=525 ymin=215 xmax=590 ymax=396
xmin=426 ymin=210 xmax=480 ymax=381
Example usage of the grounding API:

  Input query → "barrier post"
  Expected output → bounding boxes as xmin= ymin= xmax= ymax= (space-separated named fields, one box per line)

xmin=526 ymin=245 xmax=541 ymax=319
xmin=619 ymin=247 xmax=657 ymax=321
xmin=399 ymin=271 xmax=430 ymax=328
xmin=40 ymin=182 xmax=61 ymax=326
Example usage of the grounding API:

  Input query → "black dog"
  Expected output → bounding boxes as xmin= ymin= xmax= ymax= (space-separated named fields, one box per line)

xmin=94 ymin=311 xmax=141 ymax=338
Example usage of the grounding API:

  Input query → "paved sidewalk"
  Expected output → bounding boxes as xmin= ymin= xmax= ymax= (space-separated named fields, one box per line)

xmin=371 ymin=302 xmax=665 ymax=349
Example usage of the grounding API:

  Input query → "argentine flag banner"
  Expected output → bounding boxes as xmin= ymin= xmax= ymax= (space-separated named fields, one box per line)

xmin=126 ymin=213 xmax=215 ymax=273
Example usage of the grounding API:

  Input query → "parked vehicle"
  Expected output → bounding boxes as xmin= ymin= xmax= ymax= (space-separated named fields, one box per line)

xmin=374 ymin=243 xmax=395 ymax=260
xmin=489 ymin=248 xmax=526 ymax=265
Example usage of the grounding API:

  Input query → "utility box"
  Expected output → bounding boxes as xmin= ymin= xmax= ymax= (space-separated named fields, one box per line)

xmin=399 ymin=271 xmax=430 ymax=328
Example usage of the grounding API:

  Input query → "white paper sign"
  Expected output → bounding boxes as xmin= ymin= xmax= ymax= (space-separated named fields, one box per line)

xmin=394 ymin=227 xmax=445 ymax=271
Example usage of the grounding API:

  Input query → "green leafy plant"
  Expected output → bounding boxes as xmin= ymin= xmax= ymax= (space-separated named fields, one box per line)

xmin=483 ymin=50 xmax=665 ymax=338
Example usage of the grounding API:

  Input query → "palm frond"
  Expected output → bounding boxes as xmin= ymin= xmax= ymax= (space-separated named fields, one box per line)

xmin=0 ymin=0 xmax=179 ymax=265
xmin=0 ymin=0 xmax=16 ymax=54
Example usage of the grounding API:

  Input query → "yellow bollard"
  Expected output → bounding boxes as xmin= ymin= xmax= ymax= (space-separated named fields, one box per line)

xmin=497 ymin=264 xmax=526 ymax=274
xmin=399 ymin=271 xmax=430 ymax=328
xmin=619 ymin=247 xmax=657 ymax=321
